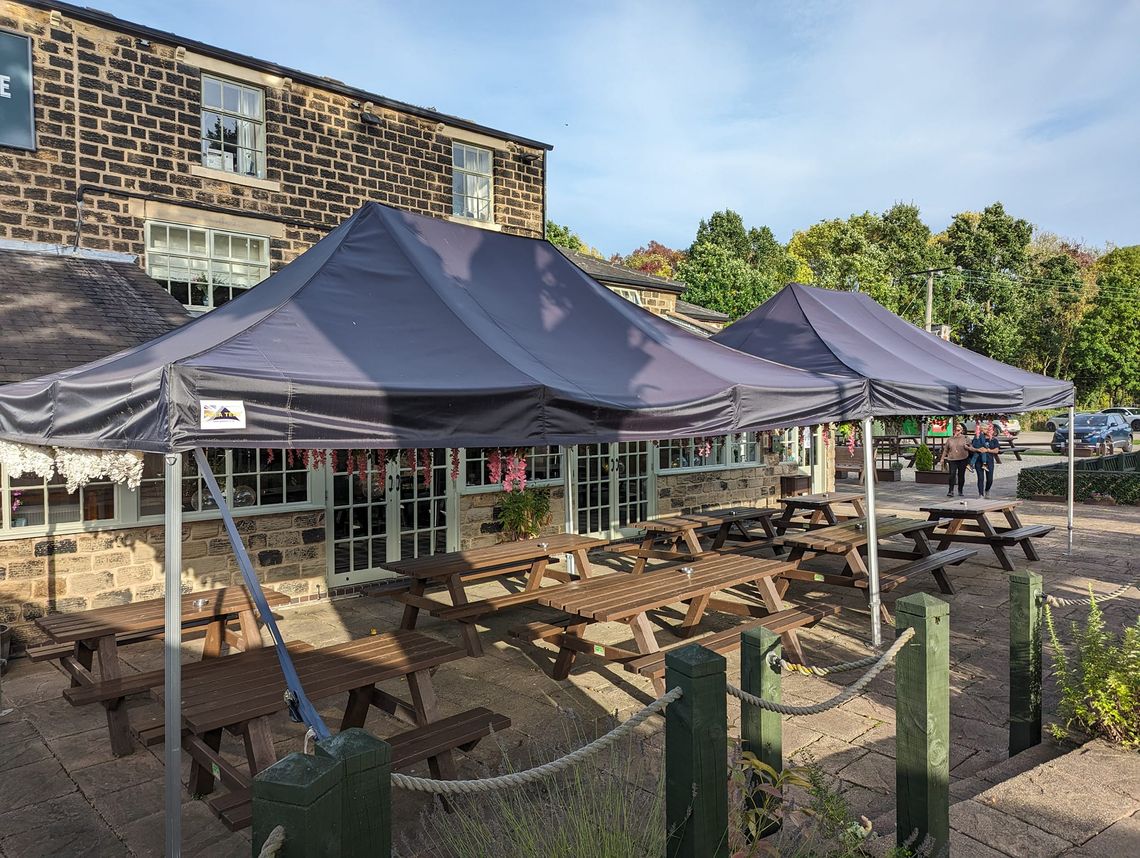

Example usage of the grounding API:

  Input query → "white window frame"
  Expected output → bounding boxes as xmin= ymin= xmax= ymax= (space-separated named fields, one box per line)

xmin=607 ymin=286 xmax=644 ymax=306
xmin=200 ymin=73 xmax=266 ymax=179
xmin=655 ymin=433 xmax=766 ymax=475
xmin=460 ymin=446 xmax=564 ymax=495
xmin=452 ymin=141 xmax=494 ymax=224
xmin=136 ymin=450 xmax=323 ymax=524
xmin=145 ymin=221 xmax=270 ymax=312
xmin=0 ymin=466 xmax=119 ymax=537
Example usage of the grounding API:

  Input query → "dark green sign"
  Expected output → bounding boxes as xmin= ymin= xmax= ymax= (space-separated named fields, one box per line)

xmin=0 ymin=30 xmax=35 ymax=151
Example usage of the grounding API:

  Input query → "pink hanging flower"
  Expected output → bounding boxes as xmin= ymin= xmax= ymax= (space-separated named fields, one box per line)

xmin=822 ymin=425 xmax=831 ymax=447
xmin=846 ymin=425 xmax=857 ymax=457
xmin=420 ymin=448 xmax=432 ymax=489
xmin=375 ymin=449 xmax=387 ymax=493
xmin=301 ymin=449 xmax=310 ymax=469
xmin=346 ymin=450 xmax=356 ymax=481
xmin=287 ymin=449 xmax=296 ymax=468
xmin=503 ymin=451 xmax=527 ymax=492
xmin=450 ymin=448 xmax=461 ymax=482
xmin=331 ymin=450 xmax=340 ymax=473
xmin=265 ymin=449 xmax=275 ymax=465
xmin=488 ymin=448 xmax=503 ymax=484
xmin=406 ymin=449 xmax=418 ymax=485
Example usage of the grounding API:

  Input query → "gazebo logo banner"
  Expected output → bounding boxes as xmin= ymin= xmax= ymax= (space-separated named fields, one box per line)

xmin=200 ymin=400 xmax=247 ymax=429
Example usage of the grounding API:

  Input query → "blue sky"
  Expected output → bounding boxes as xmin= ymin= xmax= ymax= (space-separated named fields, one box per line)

xmin=94 ymin=0 xmax=1140 ymax=256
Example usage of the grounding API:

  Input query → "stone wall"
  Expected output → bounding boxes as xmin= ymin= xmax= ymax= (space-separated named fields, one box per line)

xmin=639 ymin=290 xmax=678 ymax=316
xmin=0 ymin=2 xmax=545 ymax=261
xmin=0 ymin=509 xmax=326 ymax=646
xmin=458 ymin=486 xmax=567 ymax=550
xmin=656 ymin=454 xmax=800 ymax=514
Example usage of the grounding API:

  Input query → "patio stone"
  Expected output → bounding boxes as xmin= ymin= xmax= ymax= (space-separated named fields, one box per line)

xmin=0 ymin=718 xmax=53 ymax=771
xmin=1059 ymin=811 xmax=1140 ymax=857
xmin=0 ymin=756 xmax=77 ymax=811
xmin=950 ymin=799 xmax=1073 ymax=857
xmin=0 ymin=793 xmax=127 ymax=858
xmin=71 ymin=747 xmax=165 ymax=797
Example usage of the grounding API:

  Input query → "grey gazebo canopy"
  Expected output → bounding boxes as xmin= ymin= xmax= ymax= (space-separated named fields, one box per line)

xmin=712 ymin=282 xmax=1074 ymax=415
xmin=0 ymin=205 xmax=868 ymax=452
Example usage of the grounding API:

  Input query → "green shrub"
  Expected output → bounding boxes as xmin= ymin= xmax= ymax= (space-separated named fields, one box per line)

xmin=497 ymin=487 xmax=552 ymax=541
xmin=1044 ymin=592 xmax=1140 ymax=748
xmin=913 ymin=444 xmax=935 ymax=472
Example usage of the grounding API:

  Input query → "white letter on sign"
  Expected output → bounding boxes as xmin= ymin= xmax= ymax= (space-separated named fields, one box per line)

xmin=0 ymin=75 xmax=12 ymax=98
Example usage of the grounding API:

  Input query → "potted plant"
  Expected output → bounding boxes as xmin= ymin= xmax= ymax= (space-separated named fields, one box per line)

xmin=496 ymin=487 xmax=552 ymax=541
xmin=913 ymin=444 xmax=946 ymax=484
xmin=876 ymin=461 xmax=904 ymax=482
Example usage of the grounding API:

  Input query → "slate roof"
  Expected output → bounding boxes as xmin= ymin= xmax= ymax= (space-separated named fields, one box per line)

xmin=0 ymin=244 xmax=190 ymax=385
xmin=556 ymin=247 xmax=686 ymax=294
xmin=676 ymin=299 xmax=729 ymax=323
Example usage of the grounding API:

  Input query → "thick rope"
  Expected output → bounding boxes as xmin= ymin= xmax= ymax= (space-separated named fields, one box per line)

xmin=257 ymin=825 xmax=286 ymax=858
xmin=391 ymin=687 xmax=682 ymax=795
xmin=1045 ymin=579 xmax=1136 ymax=608
xmin=778 ymin=652 xmax=882 ymax=677
xmin=727 ymin=627 xmax=915 ymax=716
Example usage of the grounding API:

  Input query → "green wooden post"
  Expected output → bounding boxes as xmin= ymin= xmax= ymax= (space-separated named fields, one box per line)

xmin=666 ymin=644 xmax=729 ymax=858
xmin=895 ymin=593 xmax=950 ymax=857
xmin=252 ymin=750 xmax=343 ymax=857
xmin=1009 ymin=570 xmax=1043 ymax=756
xmin=317 ymin=728 xmax=391 ymax=858
xmin=740 ymin=627 xmax=782 ymax=837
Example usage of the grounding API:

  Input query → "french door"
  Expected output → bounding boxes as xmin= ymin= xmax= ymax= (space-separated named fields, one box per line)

xmin=327 ymin=449 xmax=457 ymax=587
xmin=571 ymin=442 xmax=654 ymax=538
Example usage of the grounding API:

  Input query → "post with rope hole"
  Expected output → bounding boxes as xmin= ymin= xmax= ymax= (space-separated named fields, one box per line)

xmin=665 ymin=644 xmax=728 ymax=858
xmin=252 ymin=749 xmax=344 ymax=857
xmin=1009 ymin=571 xmax=1043 ymax=756
xmin=895 ymin=593 xmax=950 ymax=856
xmin=740 ymin=626 xmax=782 ymax=838
xmin=317 ymin=729 xmax=392 ymax=857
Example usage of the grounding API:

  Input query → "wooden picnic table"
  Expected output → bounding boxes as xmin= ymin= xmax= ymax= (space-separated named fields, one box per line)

xmin=625 ymin=507 xmax=780 ymax=573
xmin=775 ymin=491 xmax=867 ymax=532
xmin=919 ymin=498 xmax=1053 ymax=571
xmin=774 ymin=516 xmax=974 ymax=623
xmin=135 ymin=629 xmax=506 ymax=830
xmin=387 ymin=533 xmax=610 ymax=657
xmin=525 ymin=552 xmax=834 ymax=692
xmin=31 ymin=586 xmax=289 ymax=756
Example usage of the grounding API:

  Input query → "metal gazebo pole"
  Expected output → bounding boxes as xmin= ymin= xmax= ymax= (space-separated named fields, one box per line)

xmin=1067 ymin=404 xmax=1075 ymax=553
xmin=861 ymin=417 xmax=882 ymax=647
xmin=163 ymin=452 xmax=184 ymax=857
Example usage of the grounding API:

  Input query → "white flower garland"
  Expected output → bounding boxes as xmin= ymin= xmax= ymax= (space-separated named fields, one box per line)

xmin=0 ymin=439 xmax=144 ymax=491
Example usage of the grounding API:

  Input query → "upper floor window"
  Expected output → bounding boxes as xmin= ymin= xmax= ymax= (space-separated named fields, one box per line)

xmin=452 ymin=142 xmax=493 ymax=222
xmin=201 ymin=74 xmax=265 ymax=179
xmin=607 ymin=286 xmax=644 ymax=306
xmin=146 ymin=222 xmax=270 ymax=312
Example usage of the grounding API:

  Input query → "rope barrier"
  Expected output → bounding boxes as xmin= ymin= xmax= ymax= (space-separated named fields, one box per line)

xmin=1044 ymin=579 xmax=1136 ymax=608
xmin=257 ymin=825 xmax=286 ymax=858
xmin=778 ymin=652 xmax=882 ymax=677
xmin=391 ymin=686 xmax=682 ymax=795
xmin=727 ymin=627 xmax=914 ymax=716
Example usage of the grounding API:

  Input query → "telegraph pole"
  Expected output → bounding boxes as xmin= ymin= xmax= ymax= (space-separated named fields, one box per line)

xmin=924 ymin=269 xmax=935 ymax=332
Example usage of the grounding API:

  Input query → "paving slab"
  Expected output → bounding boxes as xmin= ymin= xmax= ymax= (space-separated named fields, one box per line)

xmin=0 ymin=754 xmax=77 ymax=811
xmin=0 ymin=793 xmax=128 ymax=858
xmin=950 ymin=798 xmax=1074 ymax=857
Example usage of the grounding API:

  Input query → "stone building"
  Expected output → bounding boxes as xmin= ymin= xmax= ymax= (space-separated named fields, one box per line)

xmin=0 ymin=0 xmax=826 ymax=643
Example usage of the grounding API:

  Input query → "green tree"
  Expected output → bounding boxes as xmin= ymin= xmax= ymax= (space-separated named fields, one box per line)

xmin=677 ymin=241 xmax=780 ymax=318
xmin=1071 ymin=246 xmax=1140 ymax=402
xmin=617 ymin=241 xmax=686 ymax=280
xmin=942 ymin=202 xmax=1033 ymax=276
xmin=546 ymin=220 xmax=583 ymax=251
xmin=691 ymin=210 xmax=752 ymax=261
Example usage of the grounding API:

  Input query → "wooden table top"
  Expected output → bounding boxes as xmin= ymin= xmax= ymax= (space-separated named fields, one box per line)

xmin=630 ymin=507 xmax=776 ymax=533
xmin=919 ymin=498 xmax=1022 ymax=516
xmin=170 ymin=630 xmax=464 ymax=734
xmin=382 ymin=533 xmax=610 ymax=579
xmin=776 ymin=516 xmax=934 ymax=553
xmin=537 ymin=552 xmax=793 ymax=623
xmin=778 ymin=491 xmax=865 ymax=508
xmin=35 ymin=586 xmax=289 ymax=644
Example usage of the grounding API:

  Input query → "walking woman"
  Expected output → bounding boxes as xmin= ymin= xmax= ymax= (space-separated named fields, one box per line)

xmin=938 ymin=421 xmax=971 ymax=497
xmin=970 ymin=422 xmax=1002 ymax=498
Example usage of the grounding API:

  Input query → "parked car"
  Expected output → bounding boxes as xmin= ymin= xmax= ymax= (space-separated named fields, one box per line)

xmin=963 ymin=415 xmax=1021 ymax=437
xmin=1044 ymin=413 xmax=1069 ymax=432
xmin=1051 ymin=412 xmax=1134 ymax=454
xmin=1101 ymin=407 xmax=1140 ymax=431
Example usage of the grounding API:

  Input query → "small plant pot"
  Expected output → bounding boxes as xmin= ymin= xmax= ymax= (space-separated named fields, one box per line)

xmin=915 ymin=469 xmax=949 ymax=485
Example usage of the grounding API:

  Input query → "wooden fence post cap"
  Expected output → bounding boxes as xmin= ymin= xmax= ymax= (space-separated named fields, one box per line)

xmin=253 ymin=751 xmax=341 ymax=805
xmin=896 ymin=592 xmax=949 ymax=619
xmin=318 ymin=728 xmax=391 ymax=774
xmin=665 ymin=643 xmax=727 ymax=678
xmin=1009 ymin=570 xmax=1042 ymax=586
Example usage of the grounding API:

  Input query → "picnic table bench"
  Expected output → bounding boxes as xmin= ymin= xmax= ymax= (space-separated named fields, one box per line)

xmin=136 ymin=629 xmax=505 ymax=830
xmin=919 ymin=498 xmax=1053 ymax=571
xmin=518 ymin=552 xmax=836 ymax=692
xmin=386 ymin=533 xmax=610 ymax=656
xmin=774 ymin=491 xmax=866 ymax=532
xmin=623 ymin=507 xmax=781 ymax=573
xmin=28 ymin=586 xmax=289 ymax=756
xmin=772 ymin=516 xmax=975 ymax=624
